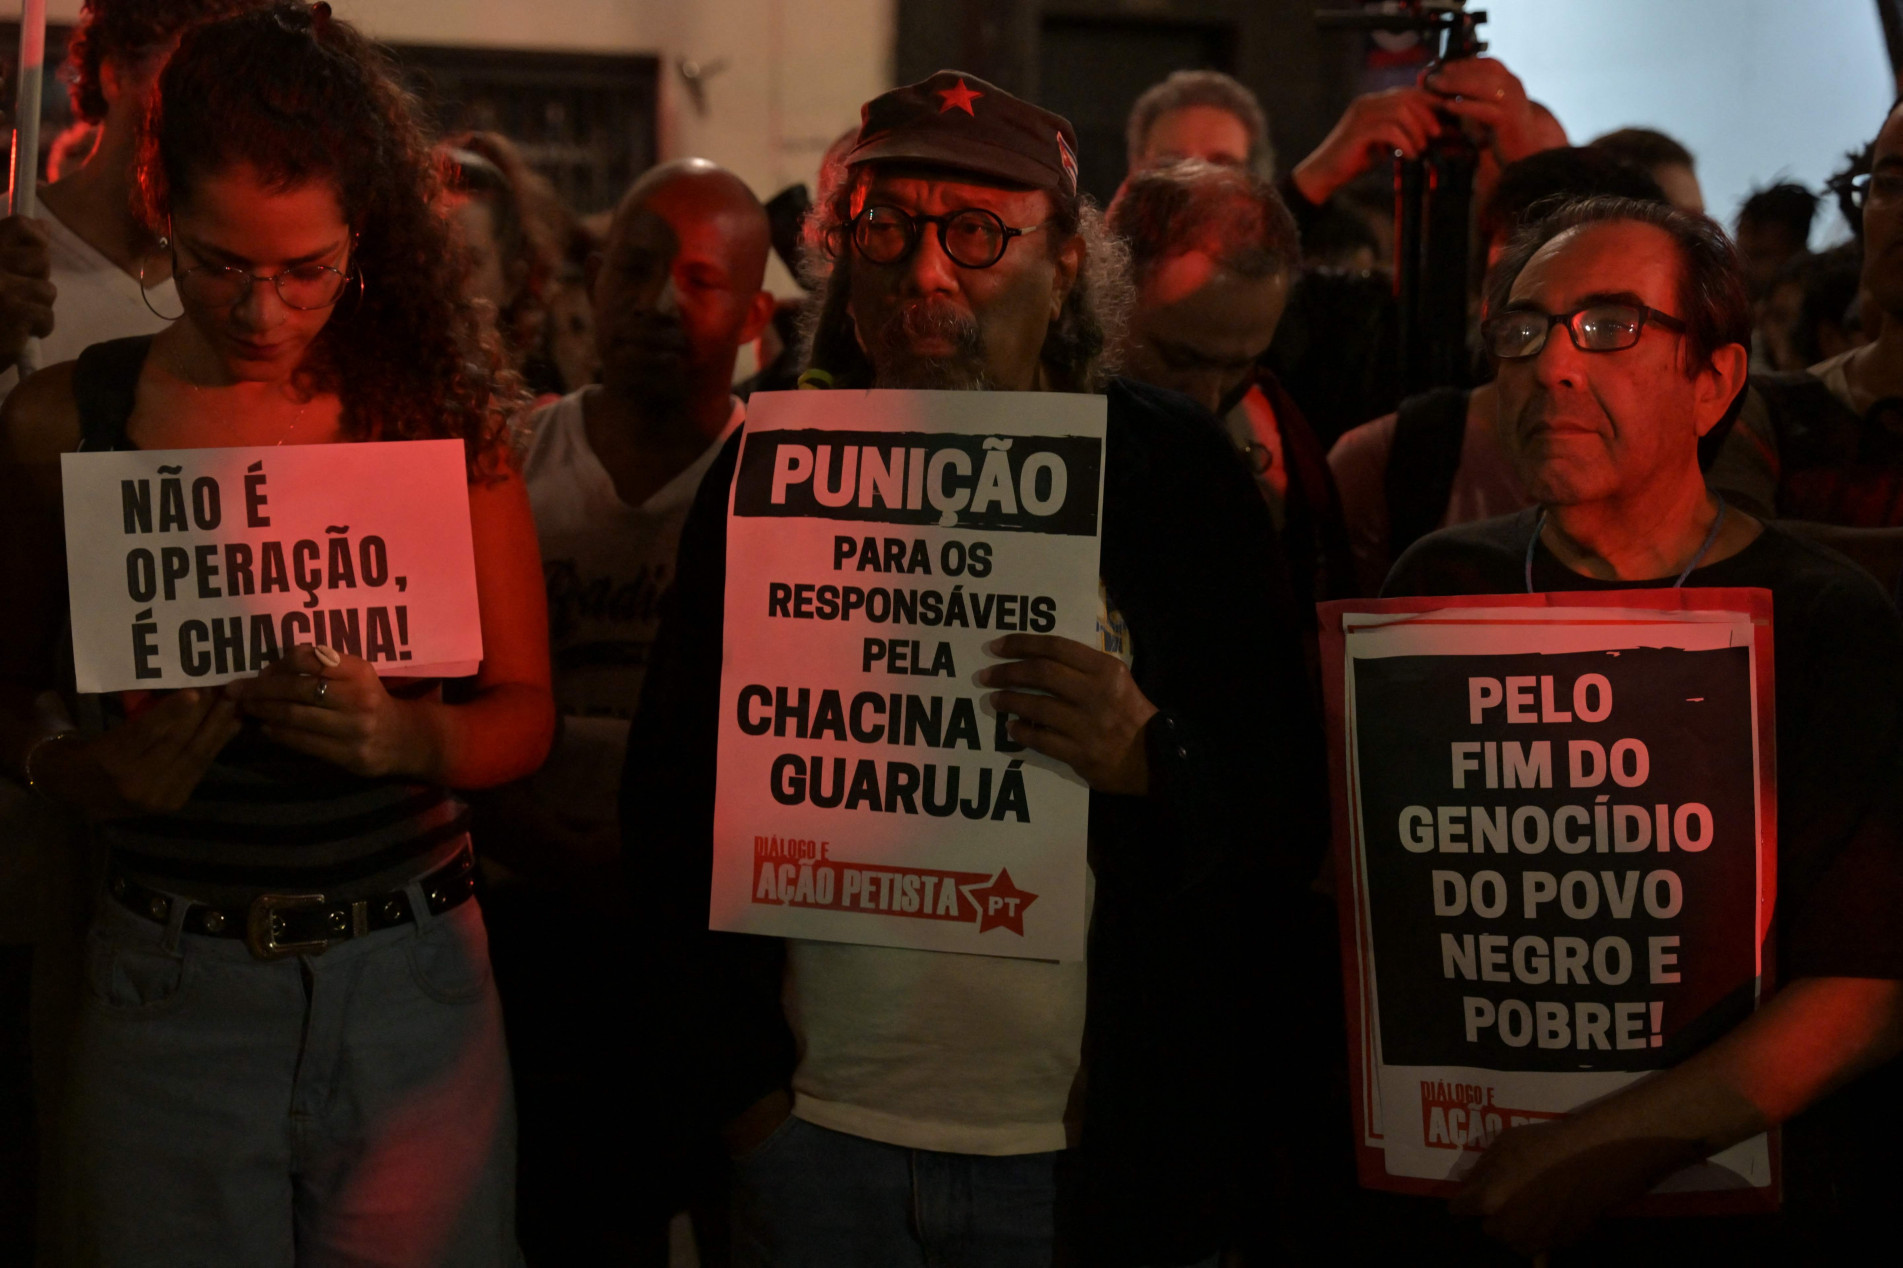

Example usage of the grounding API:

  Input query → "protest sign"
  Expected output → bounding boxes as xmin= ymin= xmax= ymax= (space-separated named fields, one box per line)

xmin=63 ymin=440 xmax=482 ymax=693
xmin=710 ymin=390 xmax=1105 ymax=962
xmin=1321 ymin=590 xmax=1778 ymax=1213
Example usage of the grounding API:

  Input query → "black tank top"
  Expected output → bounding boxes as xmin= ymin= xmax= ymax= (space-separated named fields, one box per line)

xmin=75 ymin=337 xmax=467 ymax=897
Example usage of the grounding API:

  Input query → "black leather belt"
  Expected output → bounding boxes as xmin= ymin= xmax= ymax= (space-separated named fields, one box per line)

xmin=108 ymin=848 xmax=476 ymax=960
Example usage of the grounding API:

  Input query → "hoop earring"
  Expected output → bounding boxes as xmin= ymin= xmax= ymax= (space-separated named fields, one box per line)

xmin=138 ymin=258 xmax=183 ymax=322
xmin=337 ymin=269 xmax=368 ymax=319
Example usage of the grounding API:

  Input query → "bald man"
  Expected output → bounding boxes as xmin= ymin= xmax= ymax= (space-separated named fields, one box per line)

xmin=474 ymin=157 xmax=773 ymax=1263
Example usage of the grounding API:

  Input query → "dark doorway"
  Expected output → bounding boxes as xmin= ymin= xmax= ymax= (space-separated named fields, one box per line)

xmin=1037 ymin=15 xmax=1236 ymax=206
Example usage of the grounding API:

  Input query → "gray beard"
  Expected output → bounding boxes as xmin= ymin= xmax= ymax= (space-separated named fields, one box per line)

xmin=862 ymin=299 xmax=993 ymax=391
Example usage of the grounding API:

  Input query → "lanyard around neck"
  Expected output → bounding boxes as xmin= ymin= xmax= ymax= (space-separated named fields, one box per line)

xmin=1524 ymin=496 xmax=1728 ymax=594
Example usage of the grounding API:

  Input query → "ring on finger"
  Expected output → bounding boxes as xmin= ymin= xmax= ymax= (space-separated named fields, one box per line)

xmin=313 ymin=678 xmax=329 ymax=705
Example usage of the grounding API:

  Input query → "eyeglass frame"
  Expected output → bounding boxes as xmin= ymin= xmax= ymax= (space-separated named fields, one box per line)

xmin=841 ymin=204 xmax=1049 ymax=270
xmin=1842 ymin=167 xmax=1903 ymax=210
xmin=167 ymin=231 xmax=362 ymax=312
xmin=1482 ymin=302 xmax=1689 ymax=360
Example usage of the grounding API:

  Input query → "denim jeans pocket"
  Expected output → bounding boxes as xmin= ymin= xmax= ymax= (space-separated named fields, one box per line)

xmin=84 ymin=924 xmax=190 ymax=1016
xmin=732 ymin=1109 xmax=803 ymax=1169
xmin=405 ymin=899 xmax=495 ymax=1005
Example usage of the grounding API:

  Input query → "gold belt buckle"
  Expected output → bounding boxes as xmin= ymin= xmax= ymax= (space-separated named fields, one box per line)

xmin=246 ymin=893 xmax=331 ymax=961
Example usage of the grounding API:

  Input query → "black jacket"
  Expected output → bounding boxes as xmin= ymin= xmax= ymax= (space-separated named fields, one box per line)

xmin=624 ymin=378 xmax=1329 ymax=1263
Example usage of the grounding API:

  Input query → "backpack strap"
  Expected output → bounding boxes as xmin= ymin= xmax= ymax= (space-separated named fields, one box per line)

xmin=71 ymin=335 xmax=157 ymax=452
xmin=1384 ymin=386 xmax=1471 ymax=562
xmin=1752 ymin=370 xmax=1864 ymax=467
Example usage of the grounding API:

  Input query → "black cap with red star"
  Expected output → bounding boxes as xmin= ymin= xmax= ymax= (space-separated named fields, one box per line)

xmin=844 ymin=70 xmax=1081 ymax=197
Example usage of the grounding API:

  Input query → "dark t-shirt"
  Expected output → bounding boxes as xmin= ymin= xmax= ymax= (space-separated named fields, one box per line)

xmin=1375 ymin=509 xmax=1903 ymax=1261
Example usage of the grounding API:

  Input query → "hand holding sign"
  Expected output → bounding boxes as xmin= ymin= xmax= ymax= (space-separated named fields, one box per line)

xmin=713 ymin=390 xmax=1104 ymax=960
xmin=32 ymin=689 xmax=241 ymax=819
xmin=1452 ymin=1118 xmax=1700 ymax=1254
xmin=61 ymin=441 xmax=483 ymax=693
xmin=1321 ymin=593 xmax=1780 ymax=1215
xmin=979 ymin=633 xmax=1157 ymax=794
xmin=225 ymin=643 xmax=429 ymax=779
xmin=0 ymin=215 xmax=55 ymax=362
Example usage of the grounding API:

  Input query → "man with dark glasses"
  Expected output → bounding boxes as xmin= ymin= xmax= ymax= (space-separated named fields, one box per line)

xmin=630 ymin=71 xmax=1325 ymax=1268
xmin=1383 ymin=196 xmax=1903 ymax=1262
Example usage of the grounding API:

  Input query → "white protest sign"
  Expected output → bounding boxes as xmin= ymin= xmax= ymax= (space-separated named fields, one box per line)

xmin=63 ymin=439 xmax=483 ymax=693
xmin=711 ymin=390 xmax=1106 ymax=962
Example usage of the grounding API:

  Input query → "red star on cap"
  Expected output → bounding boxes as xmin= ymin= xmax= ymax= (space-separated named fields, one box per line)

xmin=936 ymin=78 xmax=983 ymax=116
xmin=964 ymin=868 xmax=1038 ymax=935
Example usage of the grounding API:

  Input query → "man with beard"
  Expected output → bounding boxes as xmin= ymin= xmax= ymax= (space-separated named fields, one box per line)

xmin=477 ymin=158 xmax=773 ymax=1263
xmin=629 ymin=72 xmax=1325 ymax=1267
xmin=1384 ymin=196 xmax=1903 ymax=1261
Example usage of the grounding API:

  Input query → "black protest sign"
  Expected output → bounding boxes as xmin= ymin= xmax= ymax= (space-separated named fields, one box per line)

xmin=1321 ymin=591 xmax=1777 ymax=1208
xmin=1355 ymin=645 xmax=1758 ymax=1071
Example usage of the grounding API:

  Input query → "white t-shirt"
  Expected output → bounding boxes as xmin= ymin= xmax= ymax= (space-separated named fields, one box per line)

xmin=787 ymin=592 xmax=1132 ymax=1157
xmin=1810 ymin=347 xmax=1863 ymax=415
xmin=514 ymin=389 xmax=742 ymax=840
xmin=0 ymin=202 xmax=176 ymax=938
xmin=0 ymin=199 xmax=176 ymax=399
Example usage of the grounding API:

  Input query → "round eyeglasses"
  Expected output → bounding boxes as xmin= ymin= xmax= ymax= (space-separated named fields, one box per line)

xmin=174 ymin=258 xmax=355 ymax=311
xmin=1483 ymin=303 xmax=1688 ymax=360
xmin=846 ymin=205 xmax=1048 ymax=269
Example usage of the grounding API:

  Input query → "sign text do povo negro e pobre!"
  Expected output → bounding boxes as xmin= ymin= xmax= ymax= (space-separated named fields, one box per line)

xmin=1322 ymin=592 xmax=1778 ymax=1213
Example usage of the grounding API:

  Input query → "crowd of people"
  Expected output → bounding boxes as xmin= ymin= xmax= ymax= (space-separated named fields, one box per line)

xmin=0 ymin=1 xmax=1901 ymax=1265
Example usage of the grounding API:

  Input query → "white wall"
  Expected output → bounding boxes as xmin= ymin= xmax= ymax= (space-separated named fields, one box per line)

xmin=1482 ymin=0 xmax=1895 ymax=245
xmin=336 ymin=0 xmax=891 ymax=204
xmin=11 ymin=0 xmax=894 ymax=291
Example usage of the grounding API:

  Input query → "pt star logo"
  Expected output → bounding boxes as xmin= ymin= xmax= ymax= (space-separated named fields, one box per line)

xmin=936 ymin=78 xmax=983 ymax=116
xmin=965 ymin=868 xmax=1038 ymax=935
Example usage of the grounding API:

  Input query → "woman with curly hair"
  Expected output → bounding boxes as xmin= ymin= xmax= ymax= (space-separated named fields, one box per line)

xmin=0 ymin=3 xmax=551 ymax=1260
xmin=442 ymin=132 xmax=570 ymax=397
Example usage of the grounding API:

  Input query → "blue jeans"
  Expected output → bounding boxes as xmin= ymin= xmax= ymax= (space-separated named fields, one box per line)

xmin=730 ymin=1116 xmax=1219 ymax=1268
xmin=56 ymin=882 xmax=521 ymax=1267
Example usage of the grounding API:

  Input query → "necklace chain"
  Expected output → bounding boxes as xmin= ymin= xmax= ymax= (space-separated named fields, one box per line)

xmin=1524 ymin=496 xmax=1728 ymax=594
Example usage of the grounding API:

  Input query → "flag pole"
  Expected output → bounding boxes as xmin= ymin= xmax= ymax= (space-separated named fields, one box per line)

xmin=8 ymin=0 xmax=46 ymax=218
xmin=7 ymin=0 xmax=46 ymax=378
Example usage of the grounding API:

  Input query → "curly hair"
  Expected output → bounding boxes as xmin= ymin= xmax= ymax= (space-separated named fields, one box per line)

xmin=137 ymin=3 xmax=518 ymax=476
xmin=799 ymin=165 xmax=1132 ymax=392
xmin=444 ymin=131 xmax=568 ymax=370
xmin=65 ymin=0 xmax=271 ymax=125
